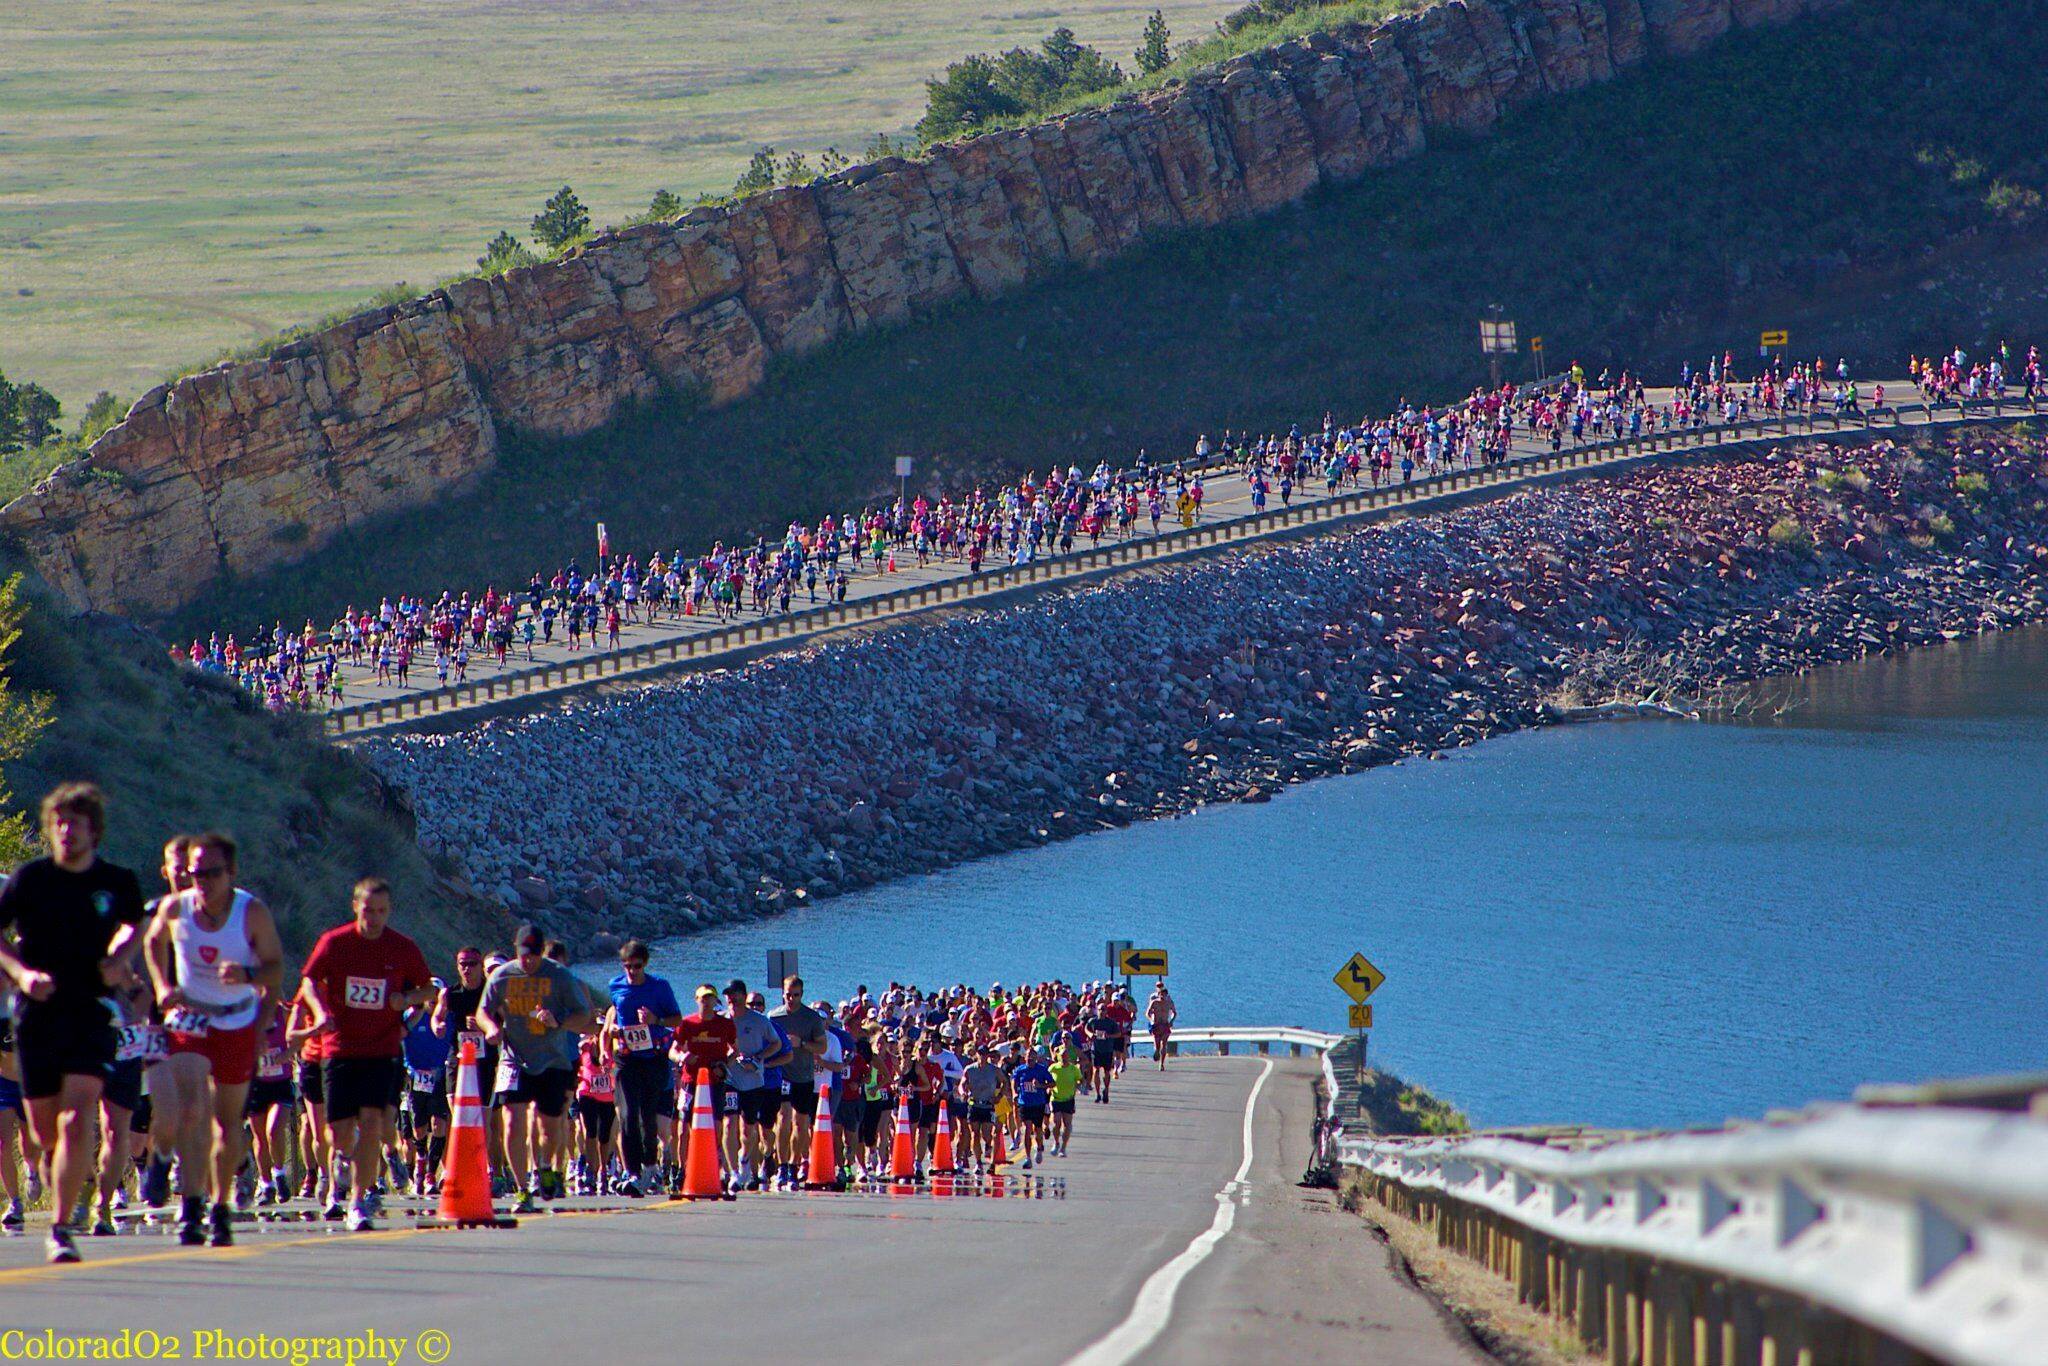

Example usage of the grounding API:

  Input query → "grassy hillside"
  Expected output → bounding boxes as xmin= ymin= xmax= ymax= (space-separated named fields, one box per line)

xmin=2 ymin=572 xmax=510 ymax=960
xmin=0 ymin=0 xmax=1230 ymax=414
xmin=169 ymin=0 xmax=2048 ymax=638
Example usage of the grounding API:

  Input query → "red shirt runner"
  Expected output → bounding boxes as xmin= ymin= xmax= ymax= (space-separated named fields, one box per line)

xmin=299 ymin=923 xmax=431 ymax=1059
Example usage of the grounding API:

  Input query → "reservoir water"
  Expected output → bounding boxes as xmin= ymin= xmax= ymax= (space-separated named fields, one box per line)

xmin=638 ymin=625 xmax=2048 ymax=1130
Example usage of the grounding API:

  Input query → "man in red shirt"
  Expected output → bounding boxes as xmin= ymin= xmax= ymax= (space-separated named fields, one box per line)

xmin=669 ymin=984 xmax=735 ymax=1191
xmin=297 ymin=877 xmax=433 ymax=1230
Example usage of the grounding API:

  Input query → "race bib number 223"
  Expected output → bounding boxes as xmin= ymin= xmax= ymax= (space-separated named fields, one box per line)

xmin=345 ymin=976 xmax=388 ymax=1010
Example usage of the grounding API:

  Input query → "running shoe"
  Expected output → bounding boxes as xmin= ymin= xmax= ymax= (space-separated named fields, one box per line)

xmin=1021 ymin=1158 xmax=1034 ymax=1171
xmin=178 ymin=1200 xmax=207 ymax=1247
xmin=511 ymin=1191 xmax=540 ymax=1216
xmin=256 ymin=1180 xmax=276 ymax=1207
xmin=208 ymin=1203 xmax=235 ymax=1248
xmin=322 ymin=1198 xmax=345 ymax=1222
xmin=1 ymin=1199 xmax=23 ymax=1229
xmin=110 ymin=1188 xmax=129 ymax=1211
xmin=143 ymin=1160 xmax=173 ymax=1208
xmin=616 ymin=1179 xmax=642 ymax=1199
xmin=344 ymin=1202 xmax=375 ymax=1233
xmin=92 ymin=1202 xmax=117 ymax=1237
xmin=46 ymin=1227 xmax=79 ymax=1265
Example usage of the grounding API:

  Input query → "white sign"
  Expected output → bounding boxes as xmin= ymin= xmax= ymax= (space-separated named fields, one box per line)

xmin=894 ymin=457 xmax=913 ymax=479
xmin=1480 ymin=320 xmax=1519 ymax=355
xmin=767 ymin=948 xmax=800 ymax=989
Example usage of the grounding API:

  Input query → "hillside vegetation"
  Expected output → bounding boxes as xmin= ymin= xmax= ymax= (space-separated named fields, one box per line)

xmin=0 ymin=0 xmax=1228 ymax=415
xmin=169 ymin=0 xmax=2048 ymax=639
xmin=2 ymin=570 xmax=508 ymax=959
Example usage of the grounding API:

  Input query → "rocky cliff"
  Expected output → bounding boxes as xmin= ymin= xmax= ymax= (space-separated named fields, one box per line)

xmin=5 ymin=0 xmax=1850 ymax=617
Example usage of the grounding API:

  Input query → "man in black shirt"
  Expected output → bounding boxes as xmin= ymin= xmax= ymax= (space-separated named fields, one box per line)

xmin=0 ymin=784 xmax=147 ymax=1264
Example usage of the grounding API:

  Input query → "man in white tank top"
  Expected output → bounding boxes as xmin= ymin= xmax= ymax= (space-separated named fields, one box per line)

xmin=142 ymin=832 xmax=283 ymax=1248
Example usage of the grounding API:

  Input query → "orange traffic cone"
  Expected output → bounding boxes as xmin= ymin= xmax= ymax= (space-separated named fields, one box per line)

xmin=804 ymin=1075 xmax=841 ymax=1191
xmin=932 ymin=1100 xmax=957 ymax=1176
xmin=422 ymin=1041 xmax=516 ymax=1228
xmin=677 ymin=1068 xmax=734 ymax=1201
xmin=889 ymin=1092 xmax=917 ymax=1183
xmin=991 ymin=1116 xmax=1009 ymax=1168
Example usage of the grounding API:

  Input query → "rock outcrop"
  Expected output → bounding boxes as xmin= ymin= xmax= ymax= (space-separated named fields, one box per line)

xmin=4 ymin=0 xmax=1855 ymax=617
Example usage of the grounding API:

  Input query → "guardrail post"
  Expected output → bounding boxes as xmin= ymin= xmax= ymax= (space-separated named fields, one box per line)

xmin=1216 ymin=1040 xmax=1229 ymax=1056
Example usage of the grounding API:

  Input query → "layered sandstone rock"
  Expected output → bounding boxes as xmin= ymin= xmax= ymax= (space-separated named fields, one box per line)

xmin=5 ymin=0 xmax=1853 ymax=617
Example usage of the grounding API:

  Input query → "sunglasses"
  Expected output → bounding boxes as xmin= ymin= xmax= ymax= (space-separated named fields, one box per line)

xmin=189 ymin=865 xmax=230 ymax=880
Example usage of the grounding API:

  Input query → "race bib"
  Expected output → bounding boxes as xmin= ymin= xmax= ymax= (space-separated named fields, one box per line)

xmin=494 ymin=1049 xmax=518 ymax=1093
xmin=344 ymin=976 xmax=388 ymax=1010
xmin=409 ymin=1068 xmax=438 ymax=1093
xmin=116 ymin=1023 xmax=167 ymax=1063
xmin=456 ymin=1030 xmax=485 ymax=1056
xmin=618 ymin=1025 xmax=653 ymax=1053
xmin=163 ymin=1007 xmax=210 ymax=1038
xmin=257 ymin=1047 xmax=287 ymax=1080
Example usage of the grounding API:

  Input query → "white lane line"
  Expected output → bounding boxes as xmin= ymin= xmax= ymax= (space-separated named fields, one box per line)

xmin=1065 ymin=1058 xmax=1275 ymax=1366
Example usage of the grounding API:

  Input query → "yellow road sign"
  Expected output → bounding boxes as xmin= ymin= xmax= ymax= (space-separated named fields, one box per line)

xmin=1760 ymin=329 xmax=1789 ymax=347
xmin=1529 ymin=336 xmax=1544 ymax=351
xmin=1348 ymin=1003 xmax=1373 ymax=1030
xmin=1118 ymin=948 xmax=1169 ymax=976
xmin=1334 ymin=952 xmax=1385 ymax=1003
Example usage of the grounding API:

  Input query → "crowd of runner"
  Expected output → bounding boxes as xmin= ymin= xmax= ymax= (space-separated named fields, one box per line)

xmin=177 ymin=345 xmax=2044 ymax=716
xmin=0 ymin=784 xmax=1183 ymax=1265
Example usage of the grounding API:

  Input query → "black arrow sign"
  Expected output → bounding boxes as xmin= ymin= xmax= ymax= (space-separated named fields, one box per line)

xmin=1122 ymin=950 xmax=1167 ymax=972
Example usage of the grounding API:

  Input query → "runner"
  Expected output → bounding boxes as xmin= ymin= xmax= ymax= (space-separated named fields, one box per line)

xmin=1047 ymin=1041 xmax=1083 ymax=1157
xmin=719 ymin=979 xmax=788 ymax=1193
xmin=1009 ymin=1046 xmax=1054 ymax=1171
xmin=245 ymin=1005 xmax=297 ymax=1206
xmin=960 ymin=1043 xmax=1008 ymax=1174
xmin=399 ymin=998 xmax=451 ymax=1197
xmin=143 ymin=831 xmax=285 ymax=1248
xmin=670 ymin=984 xmax=735 ymax=1196
xmin=478 ymin=925 xmax=596 ymax=1213
xmin=1083 ymin=996 xmax=1120 ymax=1104
xmin=767 ymin=974 xmax=828 ymax=1190
xmin=136 ymin=835 xmax=192 ymax=1213
xmin=0 ymin=989 xmax=26 ymax=1230
xmin=573 ymin=1033 xmax=617 ymax=1194
xmin=604 ymin=939 xmax=681 ymax=1198
xmin=298 ymin=876 xmax=434 ymax=1231
xmin=0 ymin=784 xmax=148 ymax=1264
xmin=1146 ymin=982 xmax=1177 ymax=1071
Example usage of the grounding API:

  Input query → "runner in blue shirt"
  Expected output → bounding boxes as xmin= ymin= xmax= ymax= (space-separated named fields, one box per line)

xmin=604 ymin=941 xmax=682 ymax=1196
xmin=1010 ymin=1048 xmax=1055 ymax=1170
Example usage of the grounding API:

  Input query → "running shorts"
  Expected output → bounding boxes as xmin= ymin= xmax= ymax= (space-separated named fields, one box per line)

xmin=407 ymin=1085 xmax=450 ymax=1126
xmin=495 ymin=1066 xmax=573 ymax=1119
xmin=15 ymin=1002 xmax=116 ymax=1100
xmin=1091 ymin=1041 xmax=1115 ymax=1069
xmin=736 ymin=1086 xmax=780 ymax=1127
xmin=858 ymin=1097 xmax=887 ymax=1146
xmin=575 ymin=1096 xmax=616 ymax=1143
xmin=297 ymin=1057 xmax=327 ymax=1106
xmin=1052 ymin=1098 xmax=1077 ymax=1116
xmin=968 ymin=1103 xmax=995 ymax=1126
xmin=0 ymin=1074 xmax=21 ymax=1117
xmin=168 ymin=1018 xmax=260 ymax=1087
xmin=1018 ymin=1103 xmax=1048 ymax=1127
xmin=834 ymin=1095 xmax=864 ymax=1131
xmin=103 ymin=1060 xmax=145 ymax=1113
xmin=245 ymin=1077 xmax=297 ymax=1115
xmin=946 ymin=1097 xmax=966 ymax=1125
xmin=913 ymin=1099 xmax=938 ymax=1129
xmin=785 ymin=1081 xmax=819 ymax=1119
xmin=324 ymin=1056 xmax=402 ymax=1124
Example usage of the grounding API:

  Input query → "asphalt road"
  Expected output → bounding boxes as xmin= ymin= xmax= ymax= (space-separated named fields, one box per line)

xmin=0 ymin=1058 xmax=1481 ymax=1366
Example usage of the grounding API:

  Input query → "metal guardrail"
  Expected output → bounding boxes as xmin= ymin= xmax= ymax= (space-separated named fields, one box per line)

xmin=1165 ymin=1025 xmax=1341 ymax=1057
xmin=323 ymin=393 xmax=2041 ymax=737
xmin=1336 ymin=1104 xmax=2048 ymax=1366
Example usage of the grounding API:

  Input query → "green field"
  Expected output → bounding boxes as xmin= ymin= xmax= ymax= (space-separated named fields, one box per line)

xmin=0 ymin=0 xmax=1231 ymax=414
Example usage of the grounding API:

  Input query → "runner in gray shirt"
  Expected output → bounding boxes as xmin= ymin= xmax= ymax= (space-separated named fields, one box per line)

xmin=478 ymin=928 xmax=597 ymax=1209
xmin=961 ymin=1046 xmax=1008 ymax=1173
xmin=769 ymin=975 xmax=830 ymax=1189
xmin=721 ymin=979 xmax=789 ymax=1192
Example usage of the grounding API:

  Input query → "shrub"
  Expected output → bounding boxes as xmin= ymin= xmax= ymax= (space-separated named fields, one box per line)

xmin=477 ymin=231 xmax=538 ymax=275
xmin=530 ymin=186 xmax=591 ymax=252
xmin=1954 ymin=471 xmax=1991 ymax=501
xmin=1768 ymin=516 xmax=1814 ymax=556
xmin=1927 ymin=511 xmax=1957 ymax=539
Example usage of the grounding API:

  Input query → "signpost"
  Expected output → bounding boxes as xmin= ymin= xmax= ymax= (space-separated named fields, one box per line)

xmin=1529 ymin=335 xmax=1546 ymax=382
xmin=766 ymin=948 xmax=799 ymax=989
xmin=1117 ymin=948 xmax=1168 ymax=976
xmin=895 ymin=456 xmax=913 ymax=513
xmin=1760 ymin=329 xmax=1789 ymax=365
xmin=1334 ymin=951 xmax=1386 ymax=1081
xmin=1480 ymin=305 xmax=1518 ymax=390
xmin=1105 ymin=939 xmax=1132 ymax=971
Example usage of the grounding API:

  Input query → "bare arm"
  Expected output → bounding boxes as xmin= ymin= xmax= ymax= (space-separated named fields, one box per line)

xmin=143 ymin=898 xmax=183 ymax=1009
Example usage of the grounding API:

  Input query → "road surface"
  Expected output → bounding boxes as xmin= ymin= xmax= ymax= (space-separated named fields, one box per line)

xmin=0 ymin=1059 xmax=1481 ymax=1365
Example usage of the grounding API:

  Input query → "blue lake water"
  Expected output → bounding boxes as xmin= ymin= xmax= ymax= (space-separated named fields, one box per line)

xmin=639 ymin=624 xmax=2048 ymax=1130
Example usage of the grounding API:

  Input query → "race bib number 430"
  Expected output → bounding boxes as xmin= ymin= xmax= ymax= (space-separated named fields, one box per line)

xmin=345 ymin=976 xmax=388 ymax=1010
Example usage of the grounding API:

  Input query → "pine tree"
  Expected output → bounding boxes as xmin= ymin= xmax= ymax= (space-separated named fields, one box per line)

xmin=0 ymin=575 xmax=53 ymax=871
xmin=646 ymin=189 xmax=683 ymax=220
xmin=1136 ymin=10 xmax=1173 ymax=74
xmin=530 ymin=186 xmax=591 ymax=252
